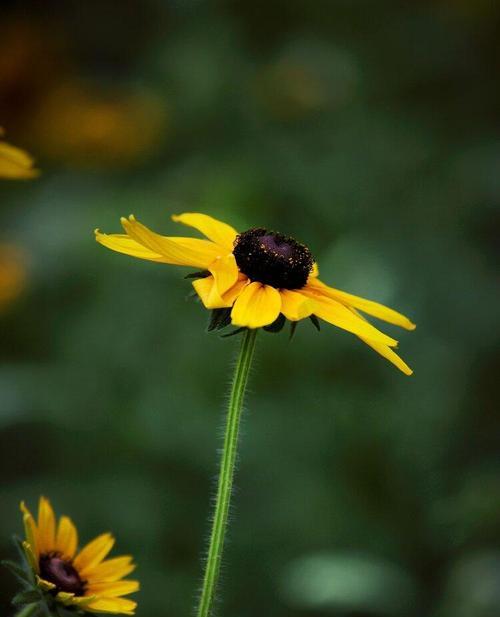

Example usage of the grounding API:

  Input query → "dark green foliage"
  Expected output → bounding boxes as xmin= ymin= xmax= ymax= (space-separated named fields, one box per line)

xmin=263 ymin=314 xmax=286 ymax=333
xmin=207 ymin=308 xmax=232 ymax=332
xmin=309 ymin=314 xmax=321 ymax=332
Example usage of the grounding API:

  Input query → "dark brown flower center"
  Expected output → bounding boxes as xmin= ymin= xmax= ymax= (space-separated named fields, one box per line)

xmin=233 ymin=227 xmax=314 ymax=289
xmin=39 ymin=553 xmax=85 ymax=595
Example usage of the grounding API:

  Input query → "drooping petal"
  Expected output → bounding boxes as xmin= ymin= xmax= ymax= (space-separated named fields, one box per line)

xmin=301 ymin=284 xmax=398 ymax=347
xmin=37 ymin=497 xmax=56 ymax=554
xmin=231 ymin=282 xmax=282 ymax=328
xmin=172 ymin=212 xmax=238 ymax=251
xmin=73 ymin=533 xmax=115 ymax=575
xmin=280 ymin=290 xmax=313 ymax=321
xmin=0 ymin=141 xmax=39 ymax=179
xmin=87 ymin=580 xmax=140 ymax=597
xmin=55 ymin=516 xmax=78 ymax=559
xmin=208 ymin=253 xmax=239 ymax=296
xmin=308 ymin=278 xmax=416 ymax=330
xmin=20 ymin=502 xmax=39 ymax=561
xmin=121 ymin=215 xmax=224 ymax=268
xmin=36 ymin=575 xmax=56 ymax=591
xmin=85 ymin=596 xmax=137 ymax=615
xmin=85 ymin=556 xmax=136 ymax=584
xmin=95 ymin=231 xmax=168 ymax=262
xmin=193 ymin=274 xmax=248 ymax=309
xmin=358 ymin=336 xmax=413 ymax=375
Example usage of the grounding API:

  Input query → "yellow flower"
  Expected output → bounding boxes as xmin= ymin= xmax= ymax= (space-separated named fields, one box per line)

xmin=95 ymin=213 xmax=416 ymax=375
xmin=0 ymin=244 xmax=27 ymax=311
xmin=20 ymin=497 xmax=138 ymax=615
xmin=0 ymin=128 xmax=39 ymax=179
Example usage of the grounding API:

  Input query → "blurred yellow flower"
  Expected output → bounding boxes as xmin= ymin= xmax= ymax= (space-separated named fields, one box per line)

xmin=96 ymin=212 xmax=416 ymax=374
xmin=0 ymin=128 xmax=38 ymax=179
xmin=21 ymin=497 xmax=139 ymax=615
xmin=0 ymin=244 xmax=27 ymax=310
xmin=34 ymin=83 xmax=167 ymax=167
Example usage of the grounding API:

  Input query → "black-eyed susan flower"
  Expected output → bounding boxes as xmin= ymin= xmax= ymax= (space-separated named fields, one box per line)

xmin=96 ymin=212 xmax=415 ymax=375
xmin=17 ymin=497 xmax=138 ymax=615
xmin=0 ymin=128 xmax=39 ymax=179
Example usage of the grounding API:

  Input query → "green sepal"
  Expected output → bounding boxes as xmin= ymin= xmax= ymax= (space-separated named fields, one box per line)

xmin=263 ymin=314 xmax=286 ymax=333
xmin=207 ymin=308 xmax=232 ymax=332
xmin=220 ymin=327 xmax=247 ymax=338
xmin=309 ymin=315 xmax=321 ymax=331
xmin=184 ymin=270 xmax=210 ymax=279
xmin=12 ymin=590 xmax=42 ymax=607
xmin=289 ymin=321 xmax=298 ymax=341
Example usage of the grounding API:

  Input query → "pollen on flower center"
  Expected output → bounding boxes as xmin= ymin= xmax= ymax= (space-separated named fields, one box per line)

xmin=233 ymin=227 xmax=314 ymax=289
xmin=39 ymin=553 xmax=85 ymax=595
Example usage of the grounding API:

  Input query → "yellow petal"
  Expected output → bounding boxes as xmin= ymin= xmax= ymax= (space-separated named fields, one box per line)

xmin=20 ymin=502 xmax=39 ymax=561
xmin=85 ymin=556 xmax=136 ymax=584
xmin=358 ymin=335 xmax=413 ymax=375
xmin=74 ymin=533 xmax=115 ymax=575
xmin=95 ymin=231 xmax=168 ymax=262
xmin=231 ymin=282 xmax=282 ymax=329
xmin=71 ymin=595 xmax=98 ymax=607
xmin=56 ymin=592 xmax=76 ymax=606
xmin=308 ymin=278 xmax=416 ymax=330
xmin=193 ymin=274 xmax=248 ymax=309
xmin=208 ymin=253 xmax=239 ymax=296
xmin=36 ymin=575 xmax=56 ymax=591
xmin=0 ymin=141 xmax=39 ymax=179
xmin=121 ymin=215 xmax=223 ymax=268
xmin=85 ymin=597 xmax=137 ymax=615
xmin=301 ymin=285 xmax=398 ymax=347
xmin=192 ymin=275 xmax=227 ymax=309
xmin=172 ymin=212 xmax=238 ymax=251
xmin=55 ymin=516 xmax=78 ymax=559
xmin=87 ymin=580 xmax=140 ymax=597
xmin=310 ymin=262 xmax=319 ymax=277
xmin=23 ymin=541 xmax=39 ymax=573
xmin=37 ymin=497 xmax=56 ymax=554
xmin=280 ymin=290 xmax=313 ymax=321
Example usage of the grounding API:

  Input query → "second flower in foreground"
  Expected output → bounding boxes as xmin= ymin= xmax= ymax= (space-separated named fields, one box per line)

xmin=21 ymin=497 xmax=138 ymax=615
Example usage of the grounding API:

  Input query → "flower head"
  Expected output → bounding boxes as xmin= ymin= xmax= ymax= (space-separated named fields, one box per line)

xmin=20 ymin=497 xmax=138 ymax=615
xmin=0 ymin=128 xmax=39 ymax=179
xmin=95 ymin=212 xmax=416 ymax=374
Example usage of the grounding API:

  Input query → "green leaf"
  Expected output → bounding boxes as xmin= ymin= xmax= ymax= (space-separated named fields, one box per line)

xmin=2 ymin=559 xmax=31 ymax=585
xmin=309 ymin=315 xmax=321 ymax=331
xmin=264 ymin=314 xmax=286 ymax=333
xmin=289 ymin=321 xmax=298 ymax=341
xmin=12 ymin=590 xmax=42 ymax=607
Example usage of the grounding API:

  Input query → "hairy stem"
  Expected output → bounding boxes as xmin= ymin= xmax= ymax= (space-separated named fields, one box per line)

xmin=196 ymin=328 xmax=258 ymax=617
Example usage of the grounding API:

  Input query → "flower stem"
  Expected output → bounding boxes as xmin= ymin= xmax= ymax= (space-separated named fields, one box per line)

xmin=196 ymin=328 xmax=258 ymax=617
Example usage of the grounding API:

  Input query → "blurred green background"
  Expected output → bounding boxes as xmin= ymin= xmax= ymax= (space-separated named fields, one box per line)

xmin=1 ymin=1 xmax=499 ymax=616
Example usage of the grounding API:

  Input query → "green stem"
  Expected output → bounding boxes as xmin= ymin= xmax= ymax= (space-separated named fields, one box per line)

xmin=196 ymin=328 xmax=258 ymax=617
xmin=15 ymin=605 xmax=39 ymax=617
